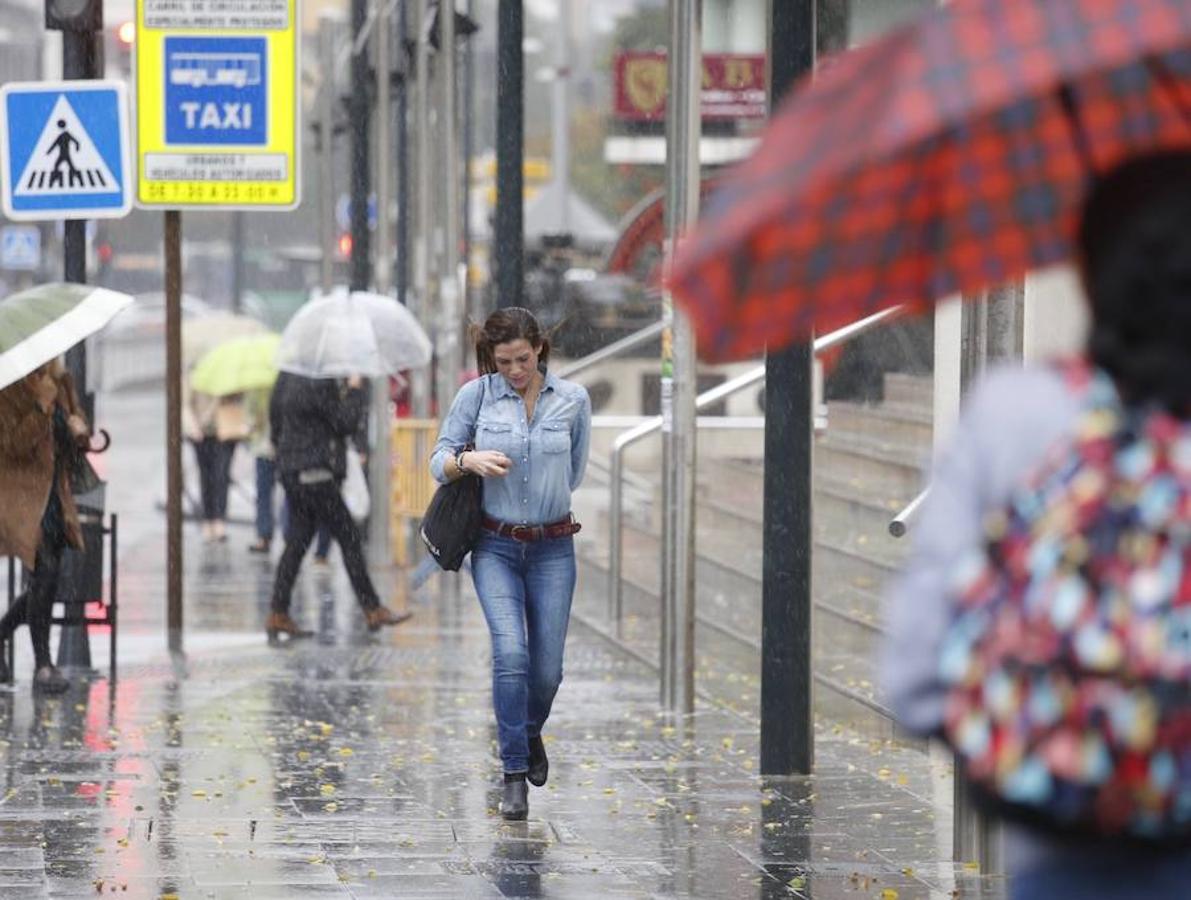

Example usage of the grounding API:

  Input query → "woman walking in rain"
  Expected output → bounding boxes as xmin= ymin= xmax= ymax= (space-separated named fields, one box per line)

xmin=266 ymin=371 xmax=410 ymax=642
xmin=0 ymin=360 xmax=92 ymax=692
xmin=883 ymin=152 xmax=1191 ymax=898
xmin=430 ymin=308 xmax=591 ymax=820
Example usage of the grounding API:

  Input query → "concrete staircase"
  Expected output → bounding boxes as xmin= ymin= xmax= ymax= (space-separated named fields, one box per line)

xmin=573 ymin=371 xmax=933 ymax=737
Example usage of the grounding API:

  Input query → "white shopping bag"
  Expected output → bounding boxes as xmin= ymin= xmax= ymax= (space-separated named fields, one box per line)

xmin=342 ymin=451 xmax=371 ymax=521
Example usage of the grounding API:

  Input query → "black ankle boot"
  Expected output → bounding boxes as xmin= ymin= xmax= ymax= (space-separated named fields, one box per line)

xmin=0 ymin=643 xmax=10 ymax=685
xmin=527 ymin=736 xmax=548 ymax=787
xmin=501 ymin=773 xmax=528 ymax=821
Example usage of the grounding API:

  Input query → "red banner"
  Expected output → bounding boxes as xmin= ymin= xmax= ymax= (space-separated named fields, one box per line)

xmin=613 ymin=52 xmax=767 ymax=122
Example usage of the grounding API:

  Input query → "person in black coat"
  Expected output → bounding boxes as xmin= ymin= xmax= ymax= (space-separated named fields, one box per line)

xmin=265 ymin=371 xmax=410 ymax=642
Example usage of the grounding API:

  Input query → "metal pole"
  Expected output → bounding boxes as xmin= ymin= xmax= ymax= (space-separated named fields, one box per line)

xmin=461 ymin=0 xmax=475 ymax=319
xmin=495 ymin=0 xmax=523 ymax=309
xmin=165 ymin=211 xmax=184 ymax=661
xmin=369 ymin=0 xmax=395 ymax=566
xmin=609 ymin=449 xmax=624 ymax=634
xmin=349 ymin=0 xmax=372 ymax=292
xmin=411 ymin=0 xmax=432 ymax=416
xmin=660 ymin=0 xmax=701 ymax=716
xmin=376 ymin=3 xmax=393 ymax=296
xmin=396 ymin=0 xmax=410 ymax=304
xmin=436 ymin=0 xmax=461 ymax=415
xmin=56 ymin=27 xmax=100 ymax=673
xmin=760 ymin=0 xmax=815 ymax=776
xmin=230 ymin=211 xmax=244 ymax=312
xmin=551 ymin=0 xmax=571 ymax=235
xmin=319 ymin=14 xmax=338 ymax=295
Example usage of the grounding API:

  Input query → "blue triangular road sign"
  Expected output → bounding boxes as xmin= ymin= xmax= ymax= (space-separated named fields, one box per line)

xmin=1 ymin=80 xmax=131 ymax=221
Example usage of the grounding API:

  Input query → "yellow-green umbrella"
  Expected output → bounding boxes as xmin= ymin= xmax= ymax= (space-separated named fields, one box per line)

xmin=190 ymin=333 xmax=280 ymax=397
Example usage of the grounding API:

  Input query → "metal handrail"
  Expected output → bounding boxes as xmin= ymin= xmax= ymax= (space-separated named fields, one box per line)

xmin=606 ymin=305 xmax=904 ymax=632
xmin=888 ymin=487 xmax=929 ymax=537
xmin=555 ymin=320 xmax=666 ymax=379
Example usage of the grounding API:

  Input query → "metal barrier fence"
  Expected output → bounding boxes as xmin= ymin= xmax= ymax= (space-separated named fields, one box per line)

xmin=389 ymin=419 xmax=439 ymax=567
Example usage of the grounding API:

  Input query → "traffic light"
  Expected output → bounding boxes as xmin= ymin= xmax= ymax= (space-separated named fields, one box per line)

xmin=45 ymin=0 xmax=103 ymax=32
xmin=116 ymin=20 xmax=134 ymax=48
xmin=337 ymin=233 xmax=353 ymax=259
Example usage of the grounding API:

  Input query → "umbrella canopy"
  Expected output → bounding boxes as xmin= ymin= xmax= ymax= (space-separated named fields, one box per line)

xmin=277 ymin=290 xmax=433 ymax=379
xmin=670 ymin=0 xmax=1191 ymax=361
xmin=190 ymin=333 xmax=281 ymax=397
xmin=0 ymin=283 xmax=134 ymax=391
xmin=182 ymin=313 xmax=271 ymax=368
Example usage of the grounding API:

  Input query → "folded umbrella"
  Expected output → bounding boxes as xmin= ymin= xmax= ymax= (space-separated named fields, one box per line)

xmin=190 ymin=333 xmax=281 ymax=397
xmin=0 ymin=283 xmax=134 ymax=391
xmin=670 ymin=0 xmax=1191 ymax=361
xmin=277 ymin=290 xmax=433 ymax=378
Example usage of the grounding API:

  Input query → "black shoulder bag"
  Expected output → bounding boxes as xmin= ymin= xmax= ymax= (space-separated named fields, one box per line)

xmin=420 ymin=380 xmax=485 ymax=571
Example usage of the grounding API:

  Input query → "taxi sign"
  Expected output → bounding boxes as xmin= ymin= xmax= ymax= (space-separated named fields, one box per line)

xmin=134 ymin=0 xmax=299 ymax=209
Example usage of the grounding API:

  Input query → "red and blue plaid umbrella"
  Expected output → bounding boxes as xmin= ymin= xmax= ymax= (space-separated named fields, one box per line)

xmin=670 ymin=0 xmax=1191 ymax=362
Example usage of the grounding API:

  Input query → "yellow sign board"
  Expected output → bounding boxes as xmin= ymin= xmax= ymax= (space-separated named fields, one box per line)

xmin=134 ymin=0 xmax=299 ymax=209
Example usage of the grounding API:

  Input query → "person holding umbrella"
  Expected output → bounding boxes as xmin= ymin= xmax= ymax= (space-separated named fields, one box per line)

xmin=265 ymin=289 xmax=432 ymax=641
xmin=0 ymin=283 xmax=133 ymax=691
xmin=0 ymin=362 xmax=91 ymax=691
xmin=265 ymin=371 xmax=410 ymax=640
xmin=668 ymin=0 xmax=1190 ymax=894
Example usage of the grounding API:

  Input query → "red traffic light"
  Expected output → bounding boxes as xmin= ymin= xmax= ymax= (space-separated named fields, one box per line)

xmin=117 ymin=21 xmax=135 ymax=46
xmin=337 ymin=233 xmax=352 ymax=258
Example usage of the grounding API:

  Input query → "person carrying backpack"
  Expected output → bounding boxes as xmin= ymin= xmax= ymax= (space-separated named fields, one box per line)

xmin=882 ymin=150 xmax=1190 ymax=899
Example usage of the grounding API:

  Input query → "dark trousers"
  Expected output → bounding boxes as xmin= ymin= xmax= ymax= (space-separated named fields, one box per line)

xmin=254 ymin=456 xmax=276 ymax=541
xmin=0 ymin=537 xmax=66 ymax=670
xmin=193 ymin=438 xmax=235 ymax=520
xmin=271 ymin=478 xmax=379 ymax=614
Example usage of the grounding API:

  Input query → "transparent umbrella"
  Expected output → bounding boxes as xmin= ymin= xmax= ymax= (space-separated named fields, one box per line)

xmin=276 ymin=290 xmax=433 ymax=378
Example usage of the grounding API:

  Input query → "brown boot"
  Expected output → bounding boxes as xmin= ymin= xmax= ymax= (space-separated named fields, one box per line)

xmin=364 ymin=605 xmax=412 ymax=632
xmin=265 ymin=612 xmax=313 ymax=644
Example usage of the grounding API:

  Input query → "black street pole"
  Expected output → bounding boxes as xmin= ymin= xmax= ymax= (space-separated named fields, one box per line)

xmin=760 ymin=0 xmax=815 ymax=777
xmin=55 ymin=22 xmax=101 ymax=675
xmin=494 ymin=0 xmax=523 ymax=309
xmin=395 ymin=0 xmax=409 ymax=304
xmin=461 ymin=0 xmax=474 ymax=317
xmin=349 ymin=0 xmax=371 ymax=291
xmin=61 ymin=29 xmax=99 ymax=418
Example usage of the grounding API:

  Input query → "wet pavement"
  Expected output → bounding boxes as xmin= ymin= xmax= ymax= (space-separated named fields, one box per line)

xmin=0 ymin=389 xmax=1005 ymax=899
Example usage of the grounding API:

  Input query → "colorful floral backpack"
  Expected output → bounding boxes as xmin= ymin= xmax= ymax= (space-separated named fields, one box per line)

xmin=939 ymin=361 xmax=1190 ymax=840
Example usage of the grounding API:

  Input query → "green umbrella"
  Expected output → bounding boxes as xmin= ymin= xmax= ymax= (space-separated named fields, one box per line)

xmin=0 ymin=282 xmax=134 ymax=392
xmin=190 ymin=333 xmax=281 ymax=397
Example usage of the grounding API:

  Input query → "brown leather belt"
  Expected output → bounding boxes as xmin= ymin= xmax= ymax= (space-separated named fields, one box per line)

xmin=481 ymin=514 xmax=581 ymax=542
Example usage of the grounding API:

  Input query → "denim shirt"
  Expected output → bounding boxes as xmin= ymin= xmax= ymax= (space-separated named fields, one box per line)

xmin=430 ymin=371 xmax=592 ymax=525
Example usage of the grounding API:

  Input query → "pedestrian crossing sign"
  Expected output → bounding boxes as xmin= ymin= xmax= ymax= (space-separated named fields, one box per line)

xmin=0 ymin=80 xmax=132 ymax=221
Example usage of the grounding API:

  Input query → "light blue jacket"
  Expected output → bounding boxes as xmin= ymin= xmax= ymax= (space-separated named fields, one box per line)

xmin=430 ymin=371 xmax=591 ymax=526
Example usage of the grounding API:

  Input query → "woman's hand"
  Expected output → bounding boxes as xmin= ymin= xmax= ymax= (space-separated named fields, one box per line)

xmin=67 ymin=413 xmax=90 ymax=443
xmin=461 ymin=450 xmax=511 ymax=478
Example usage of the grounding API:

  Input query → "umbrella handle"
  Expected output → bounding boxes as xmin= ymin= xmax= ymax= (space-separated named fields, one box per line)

xmin=86 ymin=429 xmax=112 ymax=454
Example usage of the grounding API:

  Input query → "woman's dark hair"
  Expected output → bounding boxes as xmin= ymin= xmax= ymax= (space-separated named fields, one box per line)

xmin=1078 ymin=150 xmax=1191 ymax=413
xmin=472 ymin=307 xmax=551 ymax=375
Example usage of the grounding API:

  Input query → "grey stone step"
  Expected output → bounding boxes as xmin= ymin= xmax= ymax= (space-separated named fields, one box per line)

xmin=825 ymin=400 xmax=933 ymax=449
xmin=883 ymin=372 xmax=934 ymax=410
xmin=815 ymin=431 xmax=929 ymax=501
xmin=576 ymin=554 xmax=899 ymax=737
xmin=598 ymin=521 xmax=891 ymax=671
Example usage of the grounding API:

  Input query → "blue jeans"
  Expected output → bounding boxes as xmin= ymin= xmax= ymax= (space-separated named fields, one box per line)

xmin=255 ymin=456 xmax=276 ymax=541
xmin=471 ymin=532 xmax=576 ymax=774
